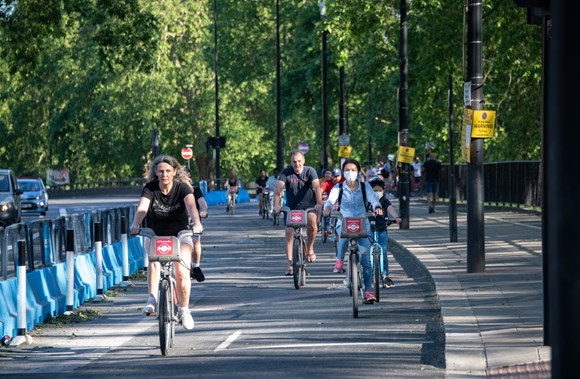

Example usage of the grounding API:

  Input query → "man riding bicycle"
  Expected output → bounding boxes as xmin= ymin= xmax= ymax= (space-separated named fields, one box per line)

xmin=274 ymin=150 xmax=323 ymax=276
xmin=129 ymin=155 xmax=204 ymax=330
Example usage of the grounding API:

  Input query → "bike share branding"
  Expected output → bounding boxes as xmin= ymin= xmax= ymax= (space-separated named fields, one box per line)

xmin=345 ymin=218 xmax=362 ymax=233
xmin=290 ymin=211 xmax=304 ymax=223
xmin=155 ymin=238 xmax=174 ymax=256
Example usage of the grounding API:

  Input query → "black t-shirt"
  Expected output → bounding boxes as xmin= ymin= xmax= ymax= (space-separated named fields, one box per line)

xmin=142 ymin=181 xmax=193 ymax=237
xmin=193 ymin=186 xmax=204 ymax=211
xmin=255 ymin=176 xmax=267 ymax=188
xmin=423 ymin=159 xmax=442 ymax=182
xmin=372 ymin=196 xmax=394 ymax=232
xmin=278 ymin=166 xmax=318 ymax=210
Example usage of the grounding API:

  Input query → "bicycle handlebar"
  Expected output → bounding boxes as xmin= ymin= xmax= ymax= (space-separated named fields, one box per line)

xmin=330 ymin=210 xmax=375 ymax=220
xmin=133 ymin=226 xmax=203 ymax=239
xmin=279 ymin=206 xmax=316 ymax=214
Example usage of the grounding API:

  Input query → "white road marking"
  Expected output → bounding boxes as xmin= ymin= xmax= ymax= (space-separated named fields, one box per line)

xmin=214 ymin=330 xmax=242 ymax=352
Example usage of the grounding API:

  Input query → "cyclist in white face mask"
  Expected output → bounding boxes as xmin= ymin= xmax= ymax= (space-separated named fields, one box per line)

xmin=368 ymin=176 xmax=402 ymax=288
xmin=323 ymin=158 xmax=382 ymax=304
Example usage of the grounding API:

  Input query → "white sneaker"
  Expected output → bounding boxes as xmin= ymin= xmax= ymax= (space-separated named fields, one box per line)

xmin=142 ymin=295 xmax=157 ymax=315
xmin=178 ymin=308 xmax=195 ymax=330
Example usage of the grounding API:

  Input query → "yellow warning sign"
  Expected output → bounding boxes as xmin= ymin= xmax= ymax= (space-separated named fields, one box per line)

xmin=338 ymin=145 xmax=352 ymax=158
xmin=461 ymin=109 xmax=472 ymax=163
xmin=397 ymin=146 xmax=415 ymax=164
xmin=471 ymin=110 xmax=496 ymax=138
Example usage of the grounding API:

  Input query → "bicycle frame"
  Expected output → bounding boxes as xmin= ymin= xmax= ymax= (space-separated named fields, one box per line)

xmin=331 ymin=211 xmax=373 ymax=318
xmin=262 ymin=188 xmax=272 ymax=220
xmin=280 ymin=206 xmax=315 ymax=290
xmin=137 ymin=227 xmax=194 ymax=356
xmin=228 ymin=189 xmax=237 ymax=215
xmin=369 ymin=218 xmax=395 ymax=302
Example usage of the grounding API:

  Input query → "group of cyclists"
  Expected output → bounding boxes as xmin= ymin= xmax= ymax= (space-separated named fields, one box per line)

xmin=131 ymin=150 xmax=402 ymax=331
xmin=262 ymin=151 xmax=402 ymax=304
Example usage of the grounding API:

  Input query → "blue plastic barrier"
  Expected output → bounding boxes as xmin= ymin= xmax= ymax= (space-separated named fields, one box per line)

xmin=0 ymin=237 xmax=146 ymax=337
xmin=204 ymin=189 xmax=250 ymax=206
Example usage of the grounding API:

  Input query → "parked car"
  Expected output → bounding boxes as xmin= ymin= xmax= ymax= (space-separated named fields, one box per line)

xmin=17 ymin=177 xmax=49 ymax=216
xmin=0 ymin=169 xmax=23 ymax=227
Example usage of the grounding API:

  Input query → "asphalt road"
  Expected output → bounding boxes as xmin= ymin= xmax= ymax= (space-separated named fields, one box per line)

xmin=6 ymin=197 xmax=445 ymax=378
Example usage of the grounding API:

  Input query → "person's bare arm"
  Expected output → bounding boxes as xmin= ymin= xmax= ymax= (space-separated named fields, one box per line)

xmin=129 ymin=197 xmax=151 ymax=234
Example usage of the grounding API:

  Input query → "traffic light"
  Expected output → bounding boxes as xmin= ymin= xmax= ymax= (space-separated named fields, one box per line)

xmin=207 ymin=136 xmax=226 ymax=149
xmin=514 ymin=0 xmax=549 ymax=7
xmin=514 ymin=0 xmax=550 ymax=25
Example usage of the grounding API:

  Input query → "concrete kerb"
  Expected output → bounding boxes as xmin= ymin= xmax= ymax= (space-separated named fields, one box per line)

xmin=390 ymin=236 xmax=488 ymax=378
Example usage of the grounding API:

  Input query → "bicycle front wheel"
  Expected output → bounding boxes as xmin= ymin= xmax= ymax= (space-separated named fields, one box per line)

xmin=372 ymin=246 xmax=381 ymax=302
xmin=292 ymin=237 xmax=301 ymax=289
xmin=158 ymin=278 xmax=174 ymax=356
xmin=351 ymin=253 xmax=359 ymax=318
xmin=300 ymin=238 xmax=307 ymax=287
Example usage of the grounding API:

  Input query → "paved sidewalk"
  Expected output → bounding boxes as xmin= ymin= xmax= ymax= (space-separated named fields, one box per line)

xmin=389 ymin=198 xmax=550 ymax=378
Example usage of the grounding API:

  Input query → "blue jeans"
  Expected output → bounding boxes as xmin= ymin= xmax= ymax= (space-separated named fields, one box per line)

xmin=337 ymin=225 xmax=373 ymax=292
xmin=376 ymin=231 xmax=390 ymax=276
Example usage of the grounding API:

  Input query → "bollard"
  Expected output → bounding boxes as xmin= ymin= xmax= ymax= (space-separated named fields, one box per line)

xmin=11 ymin=240 xmax=32 ymax=346
xmin=120 ymin=216 xmax=132 ymax=288
xmin=64 ymin=229 xmax=75 ymax=316
xmin=93 ymin=222 xmax=105 ymax=302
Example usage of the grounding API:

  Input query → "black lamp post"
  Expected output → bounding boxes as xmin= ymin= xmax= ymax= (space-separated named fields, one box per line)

xmin=276 ymin=0 xmax=283 ymax=169
xmin=398 ymin=0 xmax=410 ymax=229
xmin=213 ymin=0 xmax=221 ymax=186
xmin=320 ymin=1 xmax=329 ymax=171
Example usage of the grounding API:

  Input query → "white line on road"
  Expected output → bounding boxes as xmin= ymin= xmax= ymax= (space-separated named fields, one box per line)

xmin=224 ymin=341 xmax=431 ymax=351
xmin=214 ymin=330 xmax=242 ymax=352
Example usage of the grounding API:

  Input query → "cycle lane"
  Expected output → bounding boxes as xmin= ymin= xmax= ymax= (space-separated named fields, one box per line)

xmin=0 ymin=200 xmax=445 ymax=378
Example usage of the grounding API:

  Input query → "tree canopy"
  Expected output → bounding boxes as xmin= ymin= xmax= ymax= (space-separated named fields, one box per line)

xmin=0 ymin=0 xmax=542 ymax=184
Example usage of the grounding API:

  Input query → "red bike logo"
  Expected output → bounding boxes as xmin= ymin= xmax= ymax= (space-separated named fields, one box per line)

xmin=345 ymin=218 xmax=362 ymax=233
xmin=290 ymin=211 xmax=304 ymax=223
xmin=155 ymin=238 xmax=174 ymax=256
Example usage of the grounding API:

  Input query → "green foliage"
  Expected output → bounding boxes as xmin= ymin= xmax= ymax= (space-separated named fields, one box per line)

xmin=0 ymin=0 xmax=543 ymax=184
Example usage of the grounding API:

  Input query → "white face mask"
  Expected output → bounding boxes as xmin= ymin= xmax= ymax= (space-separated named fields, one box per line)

xmin=344 ymin=171 xmax=358 ymax=182
xmin=374 ymin=191 xmax=384 ymax=199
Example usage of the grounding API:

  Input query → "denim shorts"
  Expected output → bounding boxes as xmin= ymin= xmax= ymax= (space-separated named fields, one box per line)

xmin=425 ymin=181 xmax=438 ymax=194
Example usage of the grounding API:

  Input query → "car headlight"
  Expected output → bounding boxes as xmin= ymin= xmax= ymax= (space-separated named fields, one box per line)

xmin=0 ymin=201 xmax=14 ymax=212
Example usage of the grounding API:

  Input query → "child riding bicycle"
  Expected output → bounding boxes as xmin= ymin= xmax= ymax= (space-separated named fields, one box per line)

xmin=322 ymin=158 xmax=383 ymax=304
xmin=368 ymin=176 xmax=402 ymax=288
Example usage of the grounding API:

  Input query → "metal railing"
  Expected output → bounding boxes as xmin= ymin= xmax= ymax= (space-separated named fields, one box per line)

xmin=439 ymin=160 xmax=542 ymax=208
xmin=0 ymin=205 xmax=136 ymax=281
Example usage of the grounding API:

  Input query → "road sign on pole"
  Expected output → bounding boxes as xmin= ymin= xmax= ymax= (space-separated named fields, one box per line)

xmin=181 ymin=147 xmax=193 ymax=160
xmin=298 ymin=141 xmax=309 ymax=154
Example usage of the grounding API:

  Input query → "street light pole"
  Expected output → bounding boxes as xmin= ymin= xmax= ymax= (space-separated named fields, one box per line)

xmin=213 ymin=0 xmax=221 ymax=186
xmin=276 ymin=0 xmax=283 ymax=170
xmin=398 ymin=0 xmax=410 ymax=230
xmin=466 ymin=0 xmax=485 ymax=273
xmin=320 ymin=1 xmax=329 ymax=171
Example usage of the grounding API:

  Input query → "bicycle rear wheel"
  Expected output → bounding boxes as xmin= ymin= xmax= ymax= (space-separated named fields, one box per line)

xmin=292 ymin=238 xmax=301 ymax=289
xmin=351 ymin=253 xmax=359 ymax=318
xmin=372 ymin=246 xmax=381 ymax=302
xmin=158 ymin=278 xmax=174 ymax=356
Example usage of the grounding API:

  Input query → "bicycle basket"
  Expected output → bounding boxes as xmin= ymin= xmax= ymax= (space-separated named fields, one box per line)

xmin=229 ymin=186 xmax=238 ymax=194
xmin=340 ymin=217 xmax=368 ymax=238
xmin=148 ymin=236 xmax=181 ymax=262
xmin=285 ymin=210 xmax=308 ymax=227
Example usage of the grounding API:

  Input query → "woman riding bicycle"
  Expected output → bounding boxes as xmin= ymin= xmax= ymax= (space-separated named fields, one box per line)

xmin=129 ymin=155 xmax=204 ymax=330
xmin=224 ymin=171 xmax=239 ymax=213
xmin=322 ymin=158 xmax=383 ymax=304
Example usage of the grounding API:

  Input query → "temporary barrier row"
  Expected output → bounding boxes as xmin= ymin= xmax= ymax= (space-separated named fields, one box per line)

xmin=0 ymin=204 xmax=144 ymax=341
